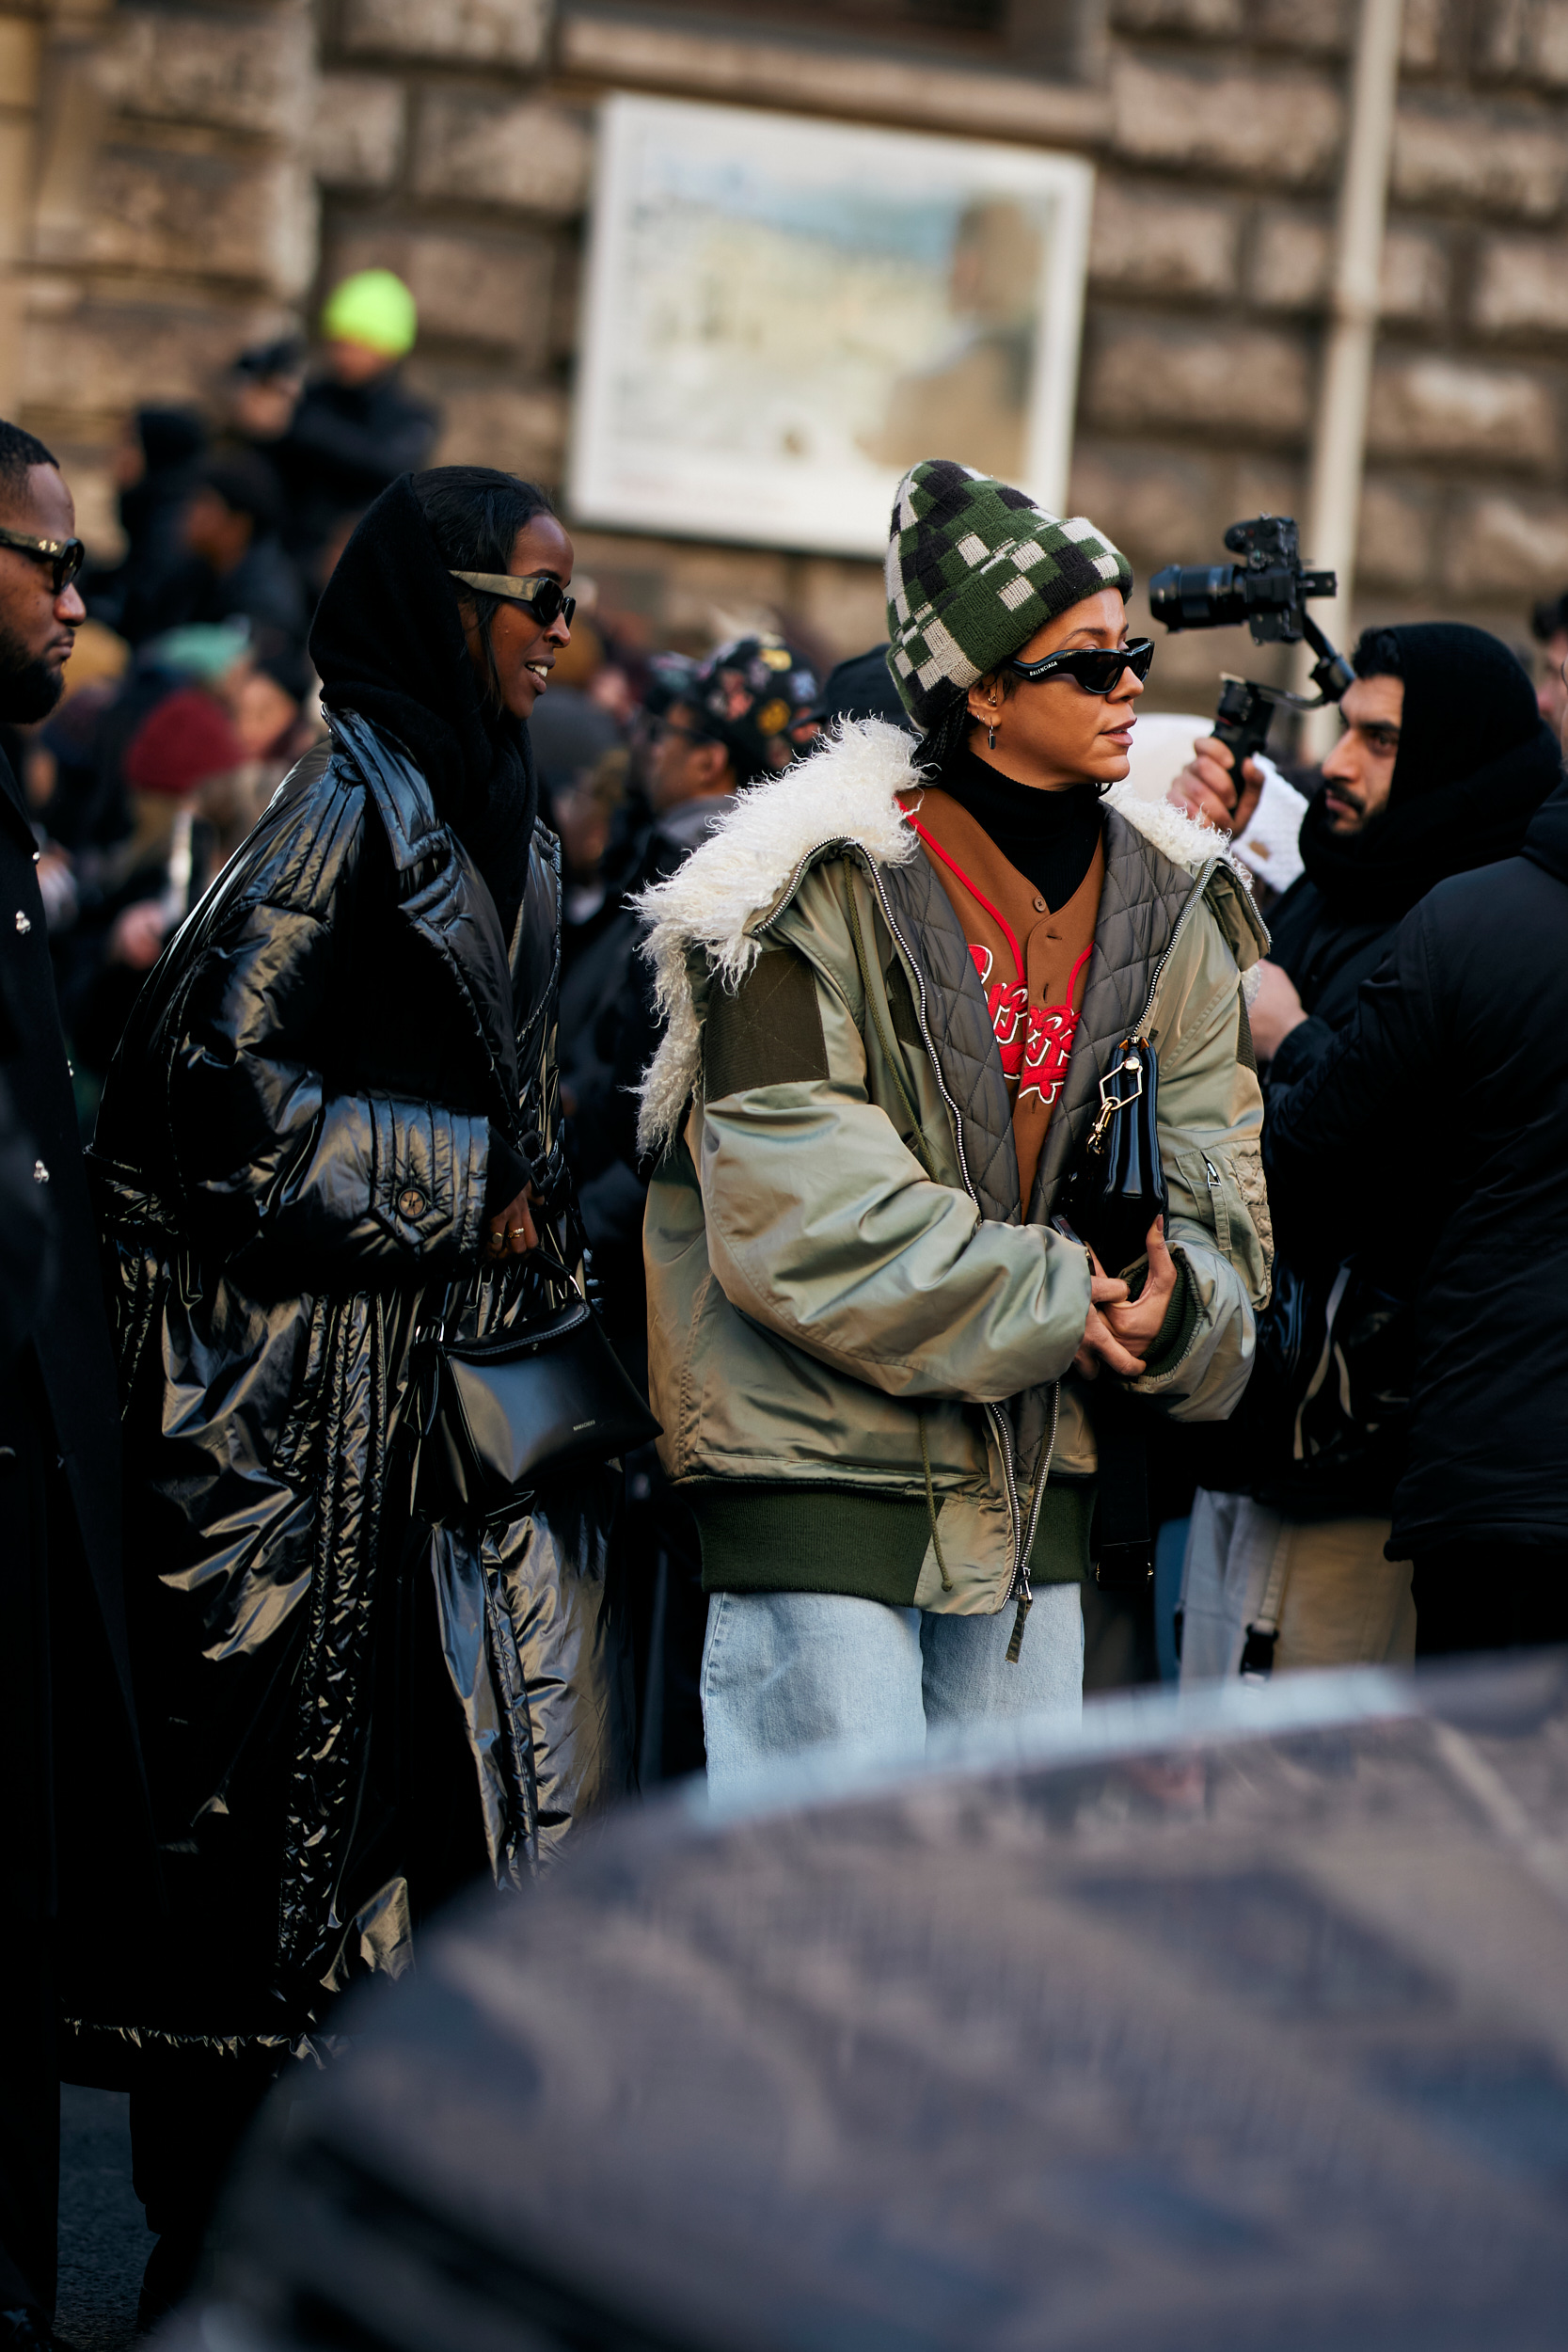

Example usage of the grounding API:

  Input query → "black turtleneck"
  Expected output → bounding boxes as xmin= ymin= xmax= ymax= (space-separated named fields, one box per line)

xmin=938 ymin=740 xmax=1102 ymax=911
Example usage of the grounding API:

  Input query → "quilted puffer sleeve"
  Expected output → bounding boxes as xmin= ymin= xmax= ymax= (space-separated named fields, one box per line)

xmin=165 ymin=810 xmax=495 ymax=1276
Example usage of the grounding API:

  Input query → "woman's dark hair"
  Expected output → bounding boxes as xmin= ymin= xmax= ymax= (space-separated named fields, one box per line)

xmin=410 ymin=465 xmax=556 ymax=707
xmin=1353 ymin=627 xmax=1403 ymax=682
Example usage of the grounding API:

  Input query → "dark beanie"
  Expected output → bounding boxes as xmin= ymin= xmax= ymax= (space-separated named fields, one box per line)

xmin=1356 ymin=623 xmax=1540 ymax=805
xmin=805 ymin=644 xmax=910 ymax=732
xmin=686 ymin=635 xmax=819 ymax=787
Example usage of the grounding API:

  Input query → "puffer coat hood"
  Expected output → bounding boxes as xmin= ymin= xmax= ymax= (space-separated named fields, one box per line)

xmin=73 ymin=711 xmax=633 ymax=2084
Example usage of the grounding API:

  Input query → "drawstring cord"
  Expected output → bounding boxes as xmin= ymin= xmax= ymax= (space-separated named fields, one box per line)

xmin=919 ymin=1414 xmax=954 ymax=1592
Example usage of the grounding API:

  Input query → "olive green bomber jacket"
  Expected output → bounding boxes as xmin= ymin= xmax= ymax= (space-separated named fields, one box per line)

xmin=637 ymin=720 xmax=1273 ymax=1617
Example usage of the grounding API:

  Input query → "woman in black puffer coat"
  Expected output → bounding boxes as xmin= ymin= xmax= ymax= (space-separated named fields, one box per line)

xmin=77 ymin=469 xmax=634 ymax=2316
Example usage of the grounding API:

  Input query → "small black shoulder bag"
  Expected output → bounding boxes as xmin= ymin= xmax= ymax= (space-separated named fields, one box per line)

xmin=1059 ymin=1034 xmax=1169 ymax=1593
xmin=414 ymin=1250 xmax=661 ymax=1530
xmin=1060 ymin=1032 xmax=1168 ymax=1279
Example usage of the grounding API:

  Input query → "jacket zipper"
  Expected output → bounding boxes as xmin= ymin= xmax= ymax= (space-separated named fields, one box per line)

xmin=857 ymin=861 xmax=1026 ymax=1577
xmin=1126 ymin=858 xmax=1214 ymax=1044
xmin=1201 ymin=1153 xmax=1229 ymax=1259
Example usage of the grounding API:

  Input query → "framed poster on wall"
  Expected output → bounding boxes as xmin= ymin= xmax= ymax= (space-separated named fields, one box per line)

xmin=568 ymin=94 xmax=1095 ymax=560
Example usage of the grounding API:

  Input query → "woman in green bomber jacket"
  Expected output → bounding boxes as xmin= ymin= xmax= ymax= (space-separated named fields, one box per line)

xmin=635 ymin=460 xmax=1273 ymax=1786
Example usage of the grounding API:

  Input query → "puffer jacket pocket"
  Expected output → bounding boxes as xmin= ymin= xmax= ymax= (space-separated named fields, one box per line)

xmin=1174 ymin=1143 xmax=1272 ymax=1307
xmin=1227 ymin=1136 xmax=1274 ymax=1286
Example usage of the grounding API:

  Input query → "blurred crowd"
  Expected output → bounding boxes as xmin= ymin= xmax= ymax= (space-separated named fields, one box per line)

xmin=0 ymin=268 xmax=440 ymax=1113
xmin=10 ymin=290 xmax=1568 ymax=1760
xmin=4 ymin=264 xmax=909 ymax=1170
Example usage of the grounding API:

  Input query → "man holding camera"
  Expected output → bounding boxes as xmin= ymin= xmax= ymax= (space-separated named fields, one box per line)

xmin=1264 ymin=686 xmax=1568 ymax=1657
xmin=1168 ymin=622 xmax=1561 ymax=1677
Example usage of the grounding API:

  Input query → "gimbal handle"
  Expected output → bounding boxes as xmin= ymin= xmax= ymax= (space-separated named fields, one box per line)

xmin=1211 ymin=615 xmax=1353 ymax=781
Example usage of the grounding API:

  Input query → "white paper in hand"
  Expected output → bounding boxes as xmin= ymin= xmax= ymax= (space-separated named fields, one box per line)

xmin=1230 ymin=755 xmax=1308 ymax=894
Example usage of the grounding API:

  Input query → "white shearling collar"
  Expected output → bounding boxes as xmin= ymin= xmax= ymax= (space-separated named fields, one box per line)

xmin=633 ymin=718 xmax=1240 ymax=1155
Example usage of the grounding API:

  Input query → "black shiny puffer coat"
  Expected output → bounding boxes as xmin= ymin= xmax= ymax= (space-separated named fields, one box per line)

xmin=76 ymin=710 xmax=634 ymax=2083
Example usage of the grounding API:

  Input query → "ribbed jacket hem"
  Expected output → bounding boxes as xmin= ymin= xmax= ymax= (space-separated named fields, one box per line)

xmin=690 ymin=1479 xmax=1095 ymax=1604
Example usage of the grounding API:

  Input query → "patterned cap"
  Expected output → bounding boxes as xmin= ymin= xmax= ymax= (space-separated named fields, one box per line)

xmin=686 ymin=634 xmax=820 ymax=787
xmin=884 ymin=460 xmax=1133 ymax=736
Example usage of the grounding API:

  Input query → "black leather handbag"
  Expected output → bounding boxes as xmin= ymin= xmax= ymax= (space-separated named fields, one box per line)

xmin=415 ymin=1253 xmax=661 ymax=1528
xmin=1054 ymin=1034 xmax=1170 ymax=1592
xmin=1062 ymin=1032 xmax=1168 ymax=1278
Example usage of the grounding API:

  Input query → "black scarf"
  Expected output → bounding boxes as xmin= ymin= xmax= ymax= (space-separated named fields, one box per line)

xmin=1299 ymin=623 xmax=1561 ymax=924
xmin=309 ymin=475 xmax=537 ymax=941
xmin=940 ymin=740 xmax=1102 ymax=911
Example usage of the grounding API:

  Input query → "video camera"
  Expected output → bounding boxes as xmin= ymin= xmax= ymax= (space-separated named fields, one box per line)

xmin=1148 ymin=516 xmax=1354 ymax=781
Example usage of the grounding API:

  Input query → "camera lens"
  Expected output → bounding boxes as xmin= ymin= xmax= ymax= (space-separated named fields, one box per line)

xmin=1148 ymin=563 xmax=1248 ymax=632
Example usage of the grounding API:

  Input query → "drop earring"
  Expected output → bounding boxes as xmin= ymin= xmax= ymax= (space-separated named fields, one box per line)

xmin=986 ymin=709 xmax=998 ymax=751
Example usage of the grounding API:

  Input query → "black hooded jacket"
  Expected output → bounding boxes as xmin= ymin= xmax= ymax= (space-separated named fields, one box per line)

xmin=309 ymin=471 xmax=537 ymax=940
xmin=1266 ymin=770 xmax=1568 ymax=1555
xmin=1265 ymin=625 xmax=1560 ymax=1091
xmin=76 ymin=483 xmax=630 ymax=2083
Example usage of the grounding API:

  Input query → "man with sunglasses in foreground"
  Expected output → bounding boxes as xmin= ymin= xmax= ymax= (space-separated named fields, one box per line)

xmin=0 ymin=421 xmax=147 ymax=2349
xmin=634 ymin=459 xmax=1270 ymax=1783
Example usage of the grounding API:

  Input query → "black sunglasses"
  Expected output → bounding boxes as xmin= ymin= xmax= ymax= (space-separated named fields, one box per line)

xmin=1008 ymin=637 xmax=1155 ymax=694
xmin=449 ymin=568 xmax=577 ymax=629
xmin=0 ymin=524 xmax=87 ymax=595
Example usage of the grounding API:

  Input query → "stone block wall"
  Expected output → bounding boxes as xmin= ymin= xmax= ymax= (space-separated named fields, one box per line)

xmin=9 ymin=0 xmax=1568 ymax=678
xmin=10 ymin=0 xmax=313 ymax=550
xmin=305 ymin=0 xmax=1568 ymax=683
xmin=1065 ymin=0 xmax=1568 ymax=703
xmin=309 ymin=0 xmax=579 ymax=493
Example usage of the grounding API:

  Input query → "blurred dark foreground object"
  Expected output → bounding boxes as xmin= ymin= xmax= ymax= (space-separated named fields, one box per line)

xmin=167 ymin=1657 xmax=1568 ymax=2352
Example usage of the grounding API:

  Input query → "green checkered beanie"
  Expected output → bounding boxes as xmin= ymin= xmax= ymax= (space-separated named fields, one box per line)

xmin=884 ymin=460 xmax=1133 ymax=738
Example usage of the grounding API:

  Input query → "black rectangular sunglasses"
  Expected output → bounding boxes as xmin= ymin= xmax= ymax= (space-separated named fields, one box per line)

xmin=0 ymin=525 xmax=87 ymax=595
xmin=449 ymin=569 xmax=577 ymax=630
xmin=1008 ymin=637 xmax=1155 ymax=694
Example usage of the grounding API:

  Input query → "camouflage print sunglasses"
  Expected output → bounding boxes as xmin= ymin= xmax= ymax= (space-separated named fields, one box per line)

xmin=449 ymin=569 xmax=577 ymax=630
xmin=0 ymin=525 xmax=87 ymax=595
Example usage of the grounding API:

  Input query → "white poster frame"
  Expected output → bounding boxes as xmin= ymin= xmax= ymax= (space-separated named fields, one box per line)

xmin=568 ymin=93 xmax=1095 ymax=559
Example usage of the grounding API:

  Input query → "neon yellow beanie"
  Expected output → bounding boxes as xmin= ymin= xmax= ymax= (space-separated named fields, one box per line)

xmin=321 ymin=268 xmax=417 ymax=358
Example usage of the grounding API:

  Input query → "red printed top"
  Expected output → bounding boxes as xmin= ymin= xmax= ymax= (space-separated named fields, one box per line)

xmin=897 ymin=784 xmax=1103 ymax=1210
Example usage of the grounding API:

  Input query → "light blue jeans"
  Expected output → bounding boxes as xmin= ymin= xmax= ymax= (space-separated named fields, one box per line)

xmin=701 ymin=1583 xmax=1084 ymax=1790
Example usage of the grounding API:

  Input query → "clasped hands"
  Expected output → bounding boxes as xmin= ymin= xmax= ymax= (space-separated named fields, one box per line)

xmin=1074 ymin=1214 xmax=1179 ymax=1382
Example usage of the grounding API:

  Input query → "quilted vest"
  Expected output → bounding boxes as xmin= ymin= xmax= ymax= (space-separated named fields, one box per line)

xmin=879 ymin=801 xmax=1197 ymax=1493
